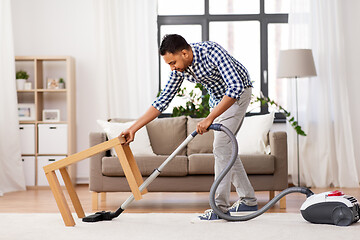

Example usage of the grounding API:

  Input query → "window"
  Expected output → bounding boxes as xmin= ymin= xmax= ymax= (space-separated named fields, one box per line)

xmin=158 ymin=0 xmax=289 ymax=120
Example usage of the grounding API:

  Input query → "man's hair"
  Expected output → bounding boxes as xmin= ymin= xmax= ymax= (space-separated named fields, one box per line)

xmin=159 ymin=34 xmax=191 ymax=55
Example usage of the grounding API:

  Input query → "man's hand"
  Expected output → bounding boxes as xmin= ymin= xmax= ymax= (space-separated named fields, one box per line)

xmin=118 ymin=106 xmax=161 ymax=145
xmin=196 ymin=96 xmax=237 ymax=135
xmin=197 ymin=117 xmax=214 ymax=135
xmin=119 ymin=128 xmax=135 ymax=145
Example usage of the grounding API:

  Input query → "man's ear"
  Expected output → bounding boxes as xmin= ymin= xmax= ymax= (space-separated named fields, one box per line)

xmin=181 ymin=49 xmax=190 ymax=58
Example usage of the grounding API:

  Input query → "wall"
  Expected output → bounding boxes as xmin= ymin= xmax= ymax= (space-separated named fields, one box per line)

xmin=341 ymin=0 xmax=360 ymax=177
xmin=11 ymin=0 xmax=360 ymax=183
xmin=11 ymin=0 xmax=107 ymax=183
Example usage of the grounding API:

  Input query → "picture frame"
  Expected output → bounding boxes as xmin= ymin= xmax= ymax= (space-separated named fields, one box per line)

xmin=18 ymin=103 xmax=36 ymax=121
xmin=42 ymin=109 xmax=60 ymax=122
xmin=47 ymin=78 xmax=59 ymax=89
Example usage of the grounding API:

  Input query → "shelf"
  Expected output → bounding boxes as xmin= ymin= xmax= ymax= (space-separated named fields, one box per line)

xmin=19 ymin=121 xmax=36 ymax=124
xmin=18 ymin=89 xmax=67 ymax=93
xmin=19 ymin=121 xmax=68 ymax=124
xmin=37 ymin=89 xmax=67 ymax=92
xmin=37 ymin=154 xmax=68 ymax=157
xmin=37 ymin=121 xmax=68 ymax=124
xmin=17 ymin=90 xmax=35 ymax=93
xmin=35 ymin=56 xmax=70 ymax=61
xmin=15 ymin=56 xmax=71 ymax=61
xmin=16 ymin=55 xmax=76 ymax=187
xmin=15 ymin=57 xmax=35 ymax=61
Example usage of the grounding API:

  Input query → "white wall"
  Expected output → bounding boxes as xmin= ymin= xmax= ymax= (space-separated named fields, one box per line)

xmin=341 ymin=0 xmax=360 ymax=176
xmin=11 ymin=0 xmax=360 ymax=183
xmin=11 ymin=0 xmax=107 ymax=183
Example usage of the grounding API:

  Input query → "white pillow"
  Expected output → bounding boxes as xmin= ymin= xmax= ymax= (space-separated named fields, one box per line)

xmin=97 ymin=120 xmax=156 ymax=156
xmin=236 ymin=112 xmax=275 ymax=154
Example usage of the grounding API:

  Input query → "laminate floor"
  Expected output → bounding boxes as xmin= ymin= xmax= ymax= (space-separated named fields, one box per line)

xmin=1 ymin=185 xmax=359 ymax=214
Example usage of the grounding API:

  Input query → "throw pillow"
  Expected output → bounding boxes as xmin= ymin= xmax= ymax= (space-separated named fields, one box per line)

xmin=236 ymin=112 xmax=275 ymax=154
xmin=97 ymin=120 xmax=156 ymax=156
xmin=186 ymin=116 xmax=214 ymax=155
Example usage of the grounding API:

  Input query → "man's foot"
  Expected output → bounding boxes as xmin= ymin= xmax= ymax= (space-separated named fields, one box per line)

xmin=228 ymin=199 xmax=258 ymax=216
xmin=198 ymin=209 xmax=227 ymax=221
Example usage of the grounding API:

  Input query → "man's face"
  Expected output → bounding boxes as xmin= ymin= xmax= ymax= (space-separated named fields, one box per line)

xmin=162 ymin=49 xmax=192 ymax=72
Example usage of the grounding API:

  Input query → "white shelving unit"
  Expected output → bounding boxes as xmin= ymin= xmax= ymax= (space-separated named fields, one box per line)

xmin=16 ymin=56 xmax=76 ymax=188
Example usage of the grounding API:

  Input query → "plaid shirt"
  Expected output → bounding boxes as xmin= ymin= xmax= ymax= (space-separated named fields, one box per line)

xmin=152 ymin=41 xmax=252 ymax=112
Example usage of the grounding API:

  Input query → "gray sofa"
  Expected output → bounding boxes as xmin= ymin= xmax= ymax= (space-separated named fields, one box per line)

xmin=89 ymin=116 xmax=288 ymax=209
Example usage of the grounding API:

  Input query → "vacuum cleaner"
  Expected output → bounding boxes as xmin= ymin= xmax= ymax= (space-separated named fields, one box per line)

xmin=83 ymin=124 xmax=360 ymax=226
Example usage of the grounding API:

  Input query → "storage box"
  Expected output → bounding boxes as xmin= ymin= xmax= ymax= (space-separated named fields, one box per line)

xmin=19 ymin=124 xmax=35 ymax=154
xmin=22 ymin=156 xmax=35 ymax=186
xmin=38 ymin=124 xmax=68 ymax=154
xmin=37 ymin=156 xmax=66 ymax=186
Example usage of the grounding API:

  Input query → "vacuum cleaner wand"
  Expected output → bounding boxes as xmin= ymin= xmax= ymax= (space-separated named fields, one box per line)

xmin=82 ymin=125 xmax=205 ymax=223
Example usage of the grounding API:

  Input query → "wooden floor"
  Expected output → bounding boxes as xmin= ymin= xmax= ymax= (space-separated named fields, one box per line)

xmin=0 ymin=185 xmax=359 ymax=214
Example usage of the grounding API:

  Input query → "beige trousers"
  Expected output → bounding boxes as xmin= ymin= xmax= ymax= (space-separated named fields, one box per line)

xmin=213 ymin=88 xmax=257 ymax=212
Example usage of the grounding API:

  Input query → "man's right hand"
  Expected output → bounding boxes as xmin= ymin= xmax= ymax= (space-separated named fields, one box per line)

xmin=118 ymin=106 xmax=161 ymax=145
xmin=119 ymin=128 xmax=135 ymax=145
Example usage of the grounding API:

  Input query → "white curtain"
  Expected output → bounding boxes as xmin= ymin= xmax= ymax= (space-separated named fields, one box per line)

xmin=0 ymin=0 xmax=25 ymax=196
xmin=287 ymin=0 xmax=359 ymax=187
xmin=94 ymin=0 xmax=159 ymax=119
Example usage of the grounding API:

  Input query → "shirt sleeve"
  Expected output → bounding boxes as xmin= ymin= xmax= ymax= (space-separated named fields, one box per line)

xmin=207 ymin=43 xmax=247 ymax=100
xmin=152 ymin=70 xmax=184 ymax=112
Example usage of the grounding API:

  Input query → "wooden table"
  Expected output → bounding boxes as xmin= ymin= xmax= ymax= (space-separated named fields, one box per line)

xmin=43 ymin=136 xmax=147 ymax=226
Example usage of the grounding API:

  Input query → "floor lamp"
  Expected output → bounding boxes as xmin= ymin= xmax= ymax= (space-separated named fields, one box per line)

xmin=277 ymin=49 xmax=317 ymax=186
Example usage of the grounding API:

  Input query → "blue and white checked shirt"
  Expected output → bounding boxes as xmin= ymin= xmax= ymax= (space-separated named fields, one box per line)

xmin=152 ymin=41 xmax=253 ymax=112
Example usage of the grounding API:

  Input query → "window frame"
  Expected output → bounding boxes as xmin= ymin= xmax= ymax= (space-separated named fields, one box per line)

xmin=157 ymin=0 xmax=288 ymax=122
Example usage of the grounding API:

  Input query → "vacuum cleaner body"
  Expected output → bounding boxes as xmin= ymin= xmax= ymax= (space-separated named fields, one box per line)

xmin=300 ymin=190 xmax=360 ymax=226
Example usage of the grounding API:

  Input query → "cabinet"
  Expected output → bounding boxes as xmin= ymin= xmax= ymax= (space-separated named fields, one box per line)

xmin=38 ymin=124 xmax=68 ymax=154
xmin=19 ymin=124 xmax=35 ymax=154
xmin=21 ymin=156 xmax=35 ymax=186
xmin=15 ymin=56 xmax=76 ymax=187
xmin=37 ymin=156 xmax=65 ymax=186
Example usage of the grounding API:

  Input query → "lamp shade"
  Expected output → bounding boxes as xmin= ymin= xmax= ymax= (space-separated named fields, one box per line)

xmin=277 ymin=49 xmax=317 ymax=78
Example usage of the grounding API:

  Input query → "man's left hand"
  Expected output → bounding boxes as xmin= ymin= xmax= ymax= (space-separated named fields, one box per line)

xmin=197 ymin=117 xmax=214 ymax=135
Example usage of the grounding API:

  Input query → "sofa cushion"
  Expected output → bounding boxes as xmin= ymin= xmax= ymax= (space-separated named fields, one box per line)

xmin=146 ymin=116 xmax=187 ymax=155
xmin=97 ymin=119 xmax=155 ymax=156
xmin=102 ymin=155 xmax=188 ymax=177
xmin=187 ymin=117 xmax=214 ymax=155
xmin=188 ymin=154 xmax=275 ymax=175
xmin=236 ymin=112 xmax=274 ymax=154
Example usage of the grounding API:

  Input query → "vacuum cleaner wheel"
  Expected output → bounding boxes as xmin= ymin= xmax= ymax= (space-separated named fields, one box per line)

xmin=331 ymin=206 xmax=353 ymax=226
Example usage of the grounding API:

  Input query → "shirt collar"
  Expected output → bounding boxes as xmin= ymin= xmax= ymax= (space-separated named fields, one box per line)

xmin=189 ymin=44 xmax=200 ymax=68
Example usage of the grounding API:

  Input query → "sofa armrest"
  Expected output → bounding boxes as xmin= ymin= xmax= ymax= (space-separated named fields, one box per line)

xmin=269 ymin=131 xmax=288 ymax=189
xmin=89 ymin=132 xmax=107 ymax=192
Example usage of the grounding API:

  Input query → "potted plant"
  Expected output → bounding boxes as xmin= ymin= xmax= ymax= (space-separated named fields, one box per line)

xmin=16 ymin=70 xmax=29 ymax=90
xmin=58 ymin=78 xmax=65 ymax=89
xmin=171 ymin=85 xmax=306 ymax=136
xmin=171 ymin=83 xmax=210 ymax=118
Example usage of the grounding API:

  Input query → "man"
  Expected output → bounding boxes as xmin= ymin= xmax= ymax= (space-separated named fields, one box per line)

xmin=120 ymin=34 xmax=258 ymax=220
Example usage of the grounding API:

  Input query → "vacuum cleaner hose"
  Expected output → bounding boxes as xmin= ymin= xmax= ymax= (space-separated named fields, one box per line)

xmin=206 ymin=124 xmax=314 ymax=221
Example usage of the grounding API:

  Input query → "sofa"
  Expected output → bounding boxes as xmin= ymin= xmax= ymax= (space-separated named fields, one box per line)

xmin=89 ymin=115 xmax=288 ymax=209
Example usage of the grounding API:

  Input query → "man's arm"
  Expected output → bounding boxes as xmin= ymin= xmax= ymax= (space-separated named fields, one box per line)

xmin=121 ymin=71 xmax=184 ymax=144
xmin=196 ymin=95 xmax=236 ymax=134
xmin=120 ymin=106 xmax=161 ymax=144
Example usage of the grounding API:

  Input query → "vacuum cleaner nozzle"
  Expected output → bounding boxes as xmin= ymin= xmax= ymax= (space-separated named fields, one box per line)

xmin=82 ymin=211 xmax=113 ymax=222
xmin=82 ymin=207 xmax=124 ymax=222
